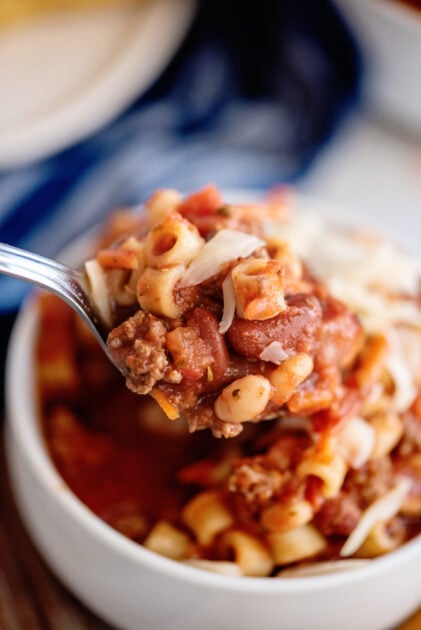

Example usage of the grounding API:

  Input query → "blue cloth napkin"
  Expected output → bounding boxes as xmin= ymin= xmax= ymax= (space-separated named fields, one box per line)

xmin=0 ymin=0 xmax=360 ymax=313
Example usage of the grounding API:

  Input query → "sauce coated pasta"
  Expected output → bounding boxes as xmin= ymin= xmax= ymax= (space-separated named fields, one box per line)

xmin=36 ymin=186 xmax=421 ymax=576
xmin=85 ymin=185 xmax=364 ymax=439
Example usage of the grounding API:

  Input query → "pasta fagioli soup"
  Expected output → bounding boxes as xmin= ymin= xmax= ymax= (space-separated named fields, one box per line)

xmin=36 ymin=186 xmax=421 ymax=577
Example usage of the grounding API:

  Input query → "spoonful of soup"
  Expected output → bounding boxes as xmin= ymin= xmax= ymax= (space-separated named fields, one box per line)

xmin=0 ymin=186 xmax=364 ymax=438
xmin=81 ymin=186 xmax=364 ymax=438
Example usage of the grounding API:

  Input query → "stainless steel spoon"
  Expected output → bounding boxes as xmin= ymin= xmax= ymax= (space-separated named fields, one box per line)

xmin=0 ymin=242 xmax=116 ymax=366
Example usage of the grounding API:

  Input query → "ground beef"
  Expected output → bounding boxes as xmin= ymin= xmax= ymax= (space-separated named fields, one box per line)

xmin=315 ymin=459 xmax=399 ymax=537
xmin=398 ymin=414 xmax=421 ymax=457
xmin=344 ymin=457 xmax=395 ymax=508
xmin=183 ymin=403 xmax=243 ymax=438
xmin=107 ymin=310 xmax=169 ymax=395
xmin=227 ymin=460 xmax=284 ymax=508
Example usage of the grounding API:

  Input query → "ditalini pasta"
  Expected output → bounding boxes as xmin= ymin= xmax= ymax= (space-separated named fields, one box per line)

xmin=36 ymin=186 xmax=421 ymax=576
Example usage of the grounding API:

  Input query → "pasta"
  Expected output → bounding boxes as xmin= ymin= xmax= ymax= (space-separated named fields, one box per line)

xmin=181 ymin=490 xmax=233 ymax=546
xmin=143 ymin=520 xmax=192 ymax=560
xmin=370 ymin=412 xmax=403 ymax=459
xmin=146 ymin=189 xmax=183 ymax=228
xmin=136 ymin=265 xmax=185 ymax=319
xmin=261 ymin=499 xmax=314 ymax=534
xmin=231 ymin=258 xmax=286 ymax=320
xmin=218 ymin=530 xmax=274 ymax=577
xmin=296 ymin=439 xmax=348 ymax=499
xmin=144 ymin=213 xmax=204 ymax=269
xmin=355 ymin=520 xmax=405 ymax=558
xmin=267 ymin=525 xmax=327 ymax=565
xmin=35 ymin=186 xmax=421 ymax=577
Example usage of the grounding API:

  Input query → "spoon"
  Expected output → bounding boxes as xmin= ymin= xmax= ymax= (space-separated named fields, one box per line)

xmin=0 ymin=242 xmax=117 ymax=368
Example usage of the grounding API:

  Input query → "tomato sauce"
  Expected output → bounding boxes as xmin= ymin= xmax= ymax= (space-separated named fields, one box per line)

xmin=37 ymin=295 xmax=218 ymax=532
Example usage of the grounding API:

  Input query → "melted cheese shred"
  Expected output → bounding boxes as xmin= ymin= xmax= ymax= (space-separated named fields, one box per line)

xmin=340 ymin=477 xmax=411 ymax=558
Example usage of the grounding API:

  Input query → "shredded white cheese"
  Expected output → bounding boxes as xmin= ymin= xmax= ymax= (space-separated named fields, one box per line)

xmin=277 ymin=559 xmax=369 ymax=578
xmin=387 ymin=351 xmax=417 ymax=413
xmin=334 ymin=417 xmax=375 ymax=469
xmin=179 ymin=229 xmax=265 ymax=287
xmin=270 ymin=212 xmax=421 ymax=331
xmin=84 ymin=259 xmax=112 ymax=328
xmin=340 ymin=477 xmax=411 ymax=558
xmin=259 ymin=341 xmax=289 ymax=364
xmin=219 ymin=273 xmax=236 ymax=334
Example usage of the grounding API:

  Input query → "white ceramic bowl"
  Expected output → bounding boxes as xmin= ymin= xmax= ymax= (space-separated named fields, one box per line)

xmin=5 ymin=195 xmax=421 ymax=630
xmin=333 ymin=0 xmax=421 ymax=131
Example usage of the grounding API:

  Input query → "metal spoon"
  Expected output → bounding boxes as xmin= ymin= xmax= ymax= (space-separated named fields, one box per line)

xmin=0 ymin=242 xmax=117 ymax=367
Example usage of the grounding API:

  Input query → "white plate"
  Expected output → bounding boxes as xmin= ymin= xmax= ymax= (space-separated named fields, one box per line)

xmin=0 ymin=0 xmax=195 ymax=168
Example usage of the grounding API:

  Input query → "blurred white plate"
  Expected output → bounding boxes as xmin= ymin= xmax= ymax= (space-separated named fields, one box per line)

xmin=0 ymin=0 xmax=195 ymax=168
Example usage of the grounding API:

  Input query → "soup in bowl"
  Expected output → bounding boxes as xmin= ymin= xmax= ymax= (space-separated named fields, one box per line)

xmin=5 ymin=187 xmax=421 ymax=630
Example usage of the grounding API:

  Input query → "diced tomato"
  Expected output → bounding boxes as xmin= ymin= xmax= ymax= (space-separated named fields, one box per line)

xmin=312 ymin=387 xmax=361 ymax=432
xmin=97 ymin=247 xmax=139 ymax=270
xmin=178 ymin=185 xmax=223 ymax=235
xmin=410 ymin=388 xmax=421 ymax=419
xmin=305 ymin=475 xmax=324 ymax=510
xmin=177 ymin=459 xmax=219 ymax=487
xmin=166 ymin=325 xmax=213 ymax=382
xmin=166 ymin=307 xmax=229 ymax=383
xmin=189 ymin=307 xmax=229 ymax=382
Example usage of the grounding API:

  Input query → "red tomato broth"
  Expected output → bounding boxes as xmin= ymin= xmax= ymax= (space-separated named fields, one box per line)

xmin=37 ymin=295 xmax=218 ymax=530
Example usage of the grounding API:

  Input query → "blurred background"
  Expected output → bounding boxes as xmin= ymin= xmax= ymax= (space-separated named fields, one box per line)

xmin=1 ymin=0 xmax=421 ymax=626
xmin=0 ymin=0 xmax=361 ymax=397
xmin=2 ymin=0 xmax=421 ymax=346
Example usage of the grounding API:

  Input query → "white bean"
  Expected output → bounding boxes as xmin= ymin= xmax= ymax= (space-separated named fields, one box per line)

xmin=214 ymin=375 xmax=271 ymax=423
xmin=269 ymin=353 xmax=314 ymax=404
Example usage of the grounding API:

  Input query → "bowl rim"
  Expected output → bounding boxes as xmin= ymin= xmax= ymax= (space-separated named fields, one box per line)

xmin=5 ymin=195 xmax=421 ymax=596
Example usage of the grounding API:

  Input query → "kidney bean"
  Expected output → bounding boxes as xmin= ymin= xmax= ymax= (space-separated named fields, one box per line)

xmin=226 ymin=294 xmax=322 ymax=360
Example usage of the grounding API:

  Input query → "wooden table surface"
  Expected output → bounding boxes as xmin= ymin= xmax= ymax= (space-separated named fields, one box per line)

xmin=1 ymin=428 xmax=420 ymax=630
